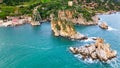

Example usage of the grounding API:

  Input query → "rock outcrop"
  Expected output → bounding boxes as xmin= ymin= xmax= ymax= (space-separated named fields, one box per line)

xmin=69 ymin=38 xmax=117 ymax=62
xmin=72 ymin=15 xmax=98 ymax=25
xmin=30 ymin=21 xmax=40 ymax=26
xmin=58 ymin=10 xmax=98 ymax=25
xmin=31 ymin=5 xmax=41 ymax=26
xmin=99 ymin=22 xmax=108 ymax=29
xmin=51 ymin=19 xmax=87 ymax=40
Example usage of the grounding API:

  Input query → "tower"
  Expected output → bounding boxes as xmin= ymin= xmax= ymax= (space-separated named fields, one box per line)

xmin=0 ymin=0 xmax=3 ymax=3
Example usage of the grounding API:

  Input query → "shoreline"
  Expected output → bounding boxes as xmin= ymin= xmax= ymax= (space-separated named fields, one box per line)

xmin=0 ymin=10 xmax=118 ymax=27
xmin=0 ymin=16 xmax=40 ymax=27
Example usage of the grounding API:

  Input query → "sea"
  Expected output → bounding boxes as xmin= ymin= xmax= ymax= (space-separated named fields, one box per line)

xmin=0 ymin=13 xmax=120 ymax=68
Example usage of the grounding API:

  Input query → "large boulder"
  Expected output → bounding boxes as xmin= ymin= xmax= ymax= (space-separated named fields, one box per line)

xmin=99 ymin=22 xmax=108 ymax=29
xmin=69 ymin=38 xmax=117 ymax=62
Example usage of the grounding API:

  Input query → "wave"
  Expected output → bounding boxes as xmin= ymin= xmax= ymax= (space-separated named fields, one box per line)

xmin=74 ymin=54 xmax=120 ymax=68
xmin=107 ymin=27 xmax=118 ymax=31
xmin=74 ymin=54 xmax=98 ymax=63
xmin=109 ymin=56 xmax=120 ymax=68
xmin=82 ymin=37 xmax=96 ymax=42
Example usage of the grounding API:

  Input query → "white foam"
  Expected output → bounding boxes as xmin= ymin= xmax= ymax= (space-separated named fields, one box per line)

xmin=84 ymin=58 xmax=95 ymax=63
xmin=108 ymin=27 xmax=117 ymax=31
xmin=108 ymin=58 xmax=119 ymax=68
xmin=82 ymin=37 xmax=96 ymax=42
xmin=84 ymin=38 xmax=93 ymax=42
xmin=74 ymin=54 xmax=97 ymax=63
xmin=74 ymin=54 xmax=119 ymax=66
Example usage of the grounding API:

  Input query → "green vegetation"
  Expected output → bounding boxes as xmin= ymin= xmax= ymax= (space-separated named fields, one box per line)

xmin=37 ymin=0 xmax=120 ymax=21
xmin=0 ymin=0 xmax=120 ymax=21
xmin=52 ymin=18 xmax=76 ymax=33
xmin=0 ymin=0 xmax=41 ymax=19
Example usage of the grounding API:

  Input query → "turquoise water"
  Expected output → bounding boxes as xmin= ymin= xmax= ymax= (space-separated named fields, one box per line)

xmin=0 ymin=13 xmax=120 ymax=68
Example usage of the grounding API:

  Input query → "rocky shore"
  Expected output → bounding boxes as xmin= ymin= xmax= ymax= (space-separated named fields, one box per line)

xmin=69 ymin=38 xmax=117 ymax=62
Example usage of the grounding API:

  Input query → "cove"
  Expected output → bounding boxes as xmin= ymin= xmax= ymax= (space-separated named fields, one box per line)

xmin=0 ymin=13 xmax=120 ymax=68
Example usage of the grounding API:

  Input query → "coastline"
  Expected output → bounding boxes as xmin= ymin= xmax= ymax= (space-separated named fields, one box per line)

xmin=0 ymin=13 xmax=119 ymax=67
xmin=0 ymin=10 xmax=118 ymax=27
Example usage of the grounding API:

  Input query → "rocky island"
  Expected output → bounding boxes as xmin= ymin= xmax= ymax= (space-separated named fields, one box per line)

xmin=69 ymin=38 xmax=117 ymax=62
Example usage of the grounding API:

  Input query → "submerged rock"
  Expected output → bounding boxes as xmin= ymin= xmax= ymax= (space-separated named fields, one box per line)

xmin=69 ymin=38 xmax=117 ymax=62
xmin=99 ymin=22 xmax=108 ymax=29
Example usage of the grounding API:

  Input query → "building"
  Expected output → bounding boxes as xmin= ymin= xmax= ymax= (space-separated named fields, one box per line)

xmin=0 ymin=0 xmax=3 ymax=3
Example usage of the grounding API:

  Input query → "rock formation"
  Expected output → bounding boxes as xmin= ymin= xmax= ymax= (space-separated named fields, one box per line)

xmin=99 ymin=22 xmax=108 ymax=29
xmin=51 ymin=19 xmax=87 ymax=40
xmin=69 ymin=38 xmax=117 ymax=62
xmin=51 ymin=10 xmax=88 ymax=40
xmin=30 ymin=21 xmax=40 ymax=26
xmin=31 ymin=5 xmax=41 ymax=26
xmin=58 ymin=10 xmax=98 ymax=25
xmin=72 ymin=15 xmax=98 ymax=25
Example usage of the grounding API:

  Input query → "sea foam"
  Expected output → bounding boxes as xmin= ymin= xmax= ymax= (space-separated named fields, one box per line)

xmin=108 ymin=27 xmax=117 ymax=31
xmin=82 ymin=37 xmax=96 ymax=42
xmin=74 ymin=54 xmax=120 ymax=68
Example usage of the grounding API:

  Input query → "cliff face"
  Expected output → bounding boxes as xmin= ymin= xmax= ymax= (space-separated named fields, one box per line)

xmin=51 ymin=19 xmax=87 ymax=40
xmin=58 ymin=10 xmax=98 ymax=25
xmin=31 ymin=6 xmax=41 ymax=26
xmin=51 ymin=10 xmax=89 ymax=40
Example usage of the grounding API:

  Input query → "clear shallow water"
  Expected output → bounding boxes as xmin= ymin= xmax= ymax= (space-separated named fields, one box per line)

xmin=0 ymin=13 xmax=120 ymax=68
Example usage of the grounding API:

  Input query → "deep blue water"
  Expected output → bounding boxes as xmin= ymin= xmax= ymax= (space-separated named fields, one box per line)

xmin=0 ymin=13 xmax=120 ymax=68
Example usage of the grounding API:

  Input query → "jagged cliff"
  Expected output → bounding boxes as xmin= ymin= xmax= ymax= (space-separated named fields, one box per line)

xmin=51 ymin=18 xmax=87 ymax=40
